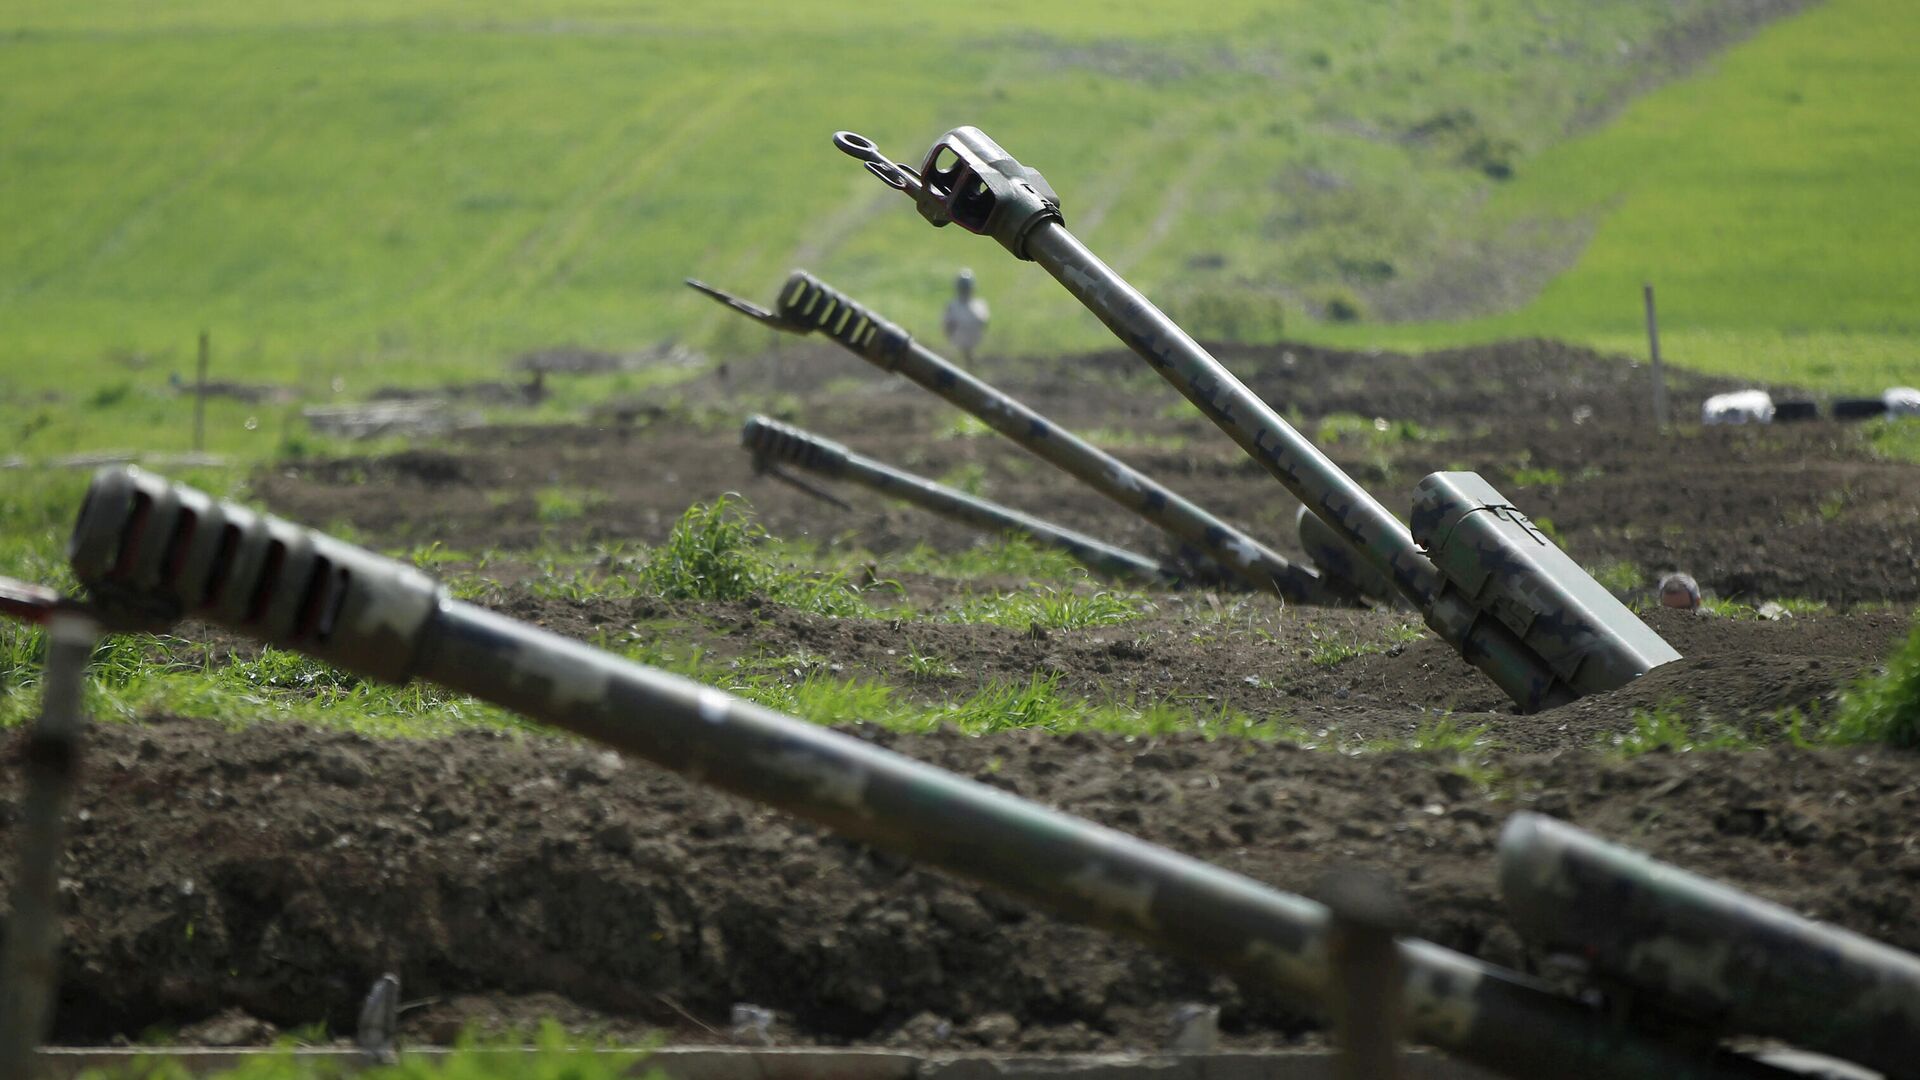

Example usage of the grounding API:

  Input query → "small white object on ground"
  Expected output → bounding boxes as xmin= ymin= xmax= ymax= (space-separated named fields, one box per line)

xmin=1884 ymin=386 xmax=1920 ymax=418
xmin=1165 ymin=1003 xmax=1220 ymax=1053
xmin=1658 ymin=572 xmax=1702 ymax=611
xmin=729 ymin=1003 xmax=775 ymax=1046
xmin=1701 ymin=389 xmax=1774 ymax=425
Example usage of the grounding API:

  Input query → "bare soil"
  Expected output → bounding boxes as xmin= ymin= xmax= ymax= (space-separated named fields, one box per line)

xmin=6 ymin=337 xmax=1919 ymax=1052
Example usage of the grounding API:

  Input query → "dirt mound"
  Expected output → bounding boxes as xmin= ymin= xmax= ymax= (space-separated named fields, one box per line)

xmin=10 ymin=336 xmax=1918 ymax=1050
xmin=257 ymin=338 xmax=1920 ymax=603
xmin=7 ymin=715 xmax=1914 ymax=1050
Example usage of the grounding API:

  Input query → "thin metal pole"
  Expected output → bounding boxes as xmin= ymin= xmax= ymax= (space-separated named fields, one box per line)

xmin=1319 ymin=870 xmax=1407 ymax=1080
xmin=0 ymin=612 xmax=98 ymax=1078
xmin=194 ymin=330 xmax=209 ymax=453
xmin=1643 ymin=285 xmax=1669 ymax=429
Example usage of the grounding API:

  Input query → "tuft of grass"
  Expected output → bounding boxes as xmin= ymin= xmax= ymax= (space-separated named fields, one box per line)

xmin=901 ymin=649 xmax=961 ymax=680
xmin=1864 ymin=418 xmax=1920 ymax=465
xmin=533 ymin=486 xmax=604 ymax=524
xmin=1585 ymin=559 xmax=1643 ymax=594
xmin=945 ymin=586 xmax=1148 ymax=631
xmin=632 ymin=497 xmax=764 ymax=597
xmin=1306 ymin=621 xmax=1423 ymax=668
xmin=76 ymin=1020 xmax=660 ymax=1078
xmin=1406 ymin=716 xmax=1493 ymax=755
xmin=1605 ymin=701 xmax=1756 ymax=755
xmin=1769 ymin=597 xmax=1830 ymax=617
xmin=633 ymin=496 xmax=872 ymax=617
xmin=716 ymin=661 xmax=1287 ymax=740
xmin=935 ymin=462 xmax=990 ymax=497
xmin=1696 ymin=596 xmax=1757 ymax=620
xmin=1825 ymin=614 xmax=1920 ymax=748
xmin=890 ymin=537 xmax=1087 ymax=583
xmin=942 ymin=415 xmax=993 ymax=439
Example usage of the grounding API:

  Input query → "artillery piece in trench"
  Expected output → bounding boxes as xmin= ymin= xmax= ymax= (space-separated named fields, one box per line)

xmin=0 ymin=466 xmax=1910 ymax=1079
xmin=691 ymin=272 xmax=1352 ymax=606
xmin=830 ymin=125 xmax=1682 ymax=713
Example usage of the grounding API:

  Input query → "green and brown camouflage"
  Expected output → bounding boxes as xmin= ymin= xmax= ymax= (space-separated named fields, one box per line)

xmin=57 ymin=465 xmax=1796 ymax=1080
xmin=835 ymin=126 xmax=1682 ymax=712
xmin=1500 ymin=812 xmax=1920 ymax=1078
xmin=0 ymin=611 xmax=96 ymax=1078
xmin=1296 ymin=505 xmax=1401 ymax=608
xmin=690 ymin=273 xmax=1351 ymax=606
xmin=739 ymin=414 xmax=1182 ymax=586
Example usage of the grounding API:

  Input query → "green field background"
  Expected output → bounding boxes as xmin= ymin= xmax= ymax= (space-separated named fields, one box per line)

xmin=1 ymin=0 xmax=1913 ymax=417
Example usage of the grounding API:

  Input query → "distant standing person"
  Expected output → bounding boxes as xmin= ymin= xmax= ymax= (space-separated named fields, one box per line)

xmin=943 ymin=268 xmax=990 ymax=363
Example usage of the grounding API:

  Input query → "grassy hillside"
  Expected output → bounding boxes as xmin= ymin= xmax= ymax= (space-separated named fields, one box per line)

xmin=1322 ymin=0 xmax=1920 ymax=390
xmin=2 ymin=1 xmax=1803 ymax=401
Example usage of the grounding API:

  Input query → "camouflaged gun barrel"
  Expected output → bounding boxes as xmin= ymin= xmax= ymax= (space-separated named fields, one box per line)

xmin=739 ymin=414 xmax=1180 ymax=586
xmin=63 ymin=466 xmax=1795 ymax=1080
xmin=693 ymin=272 xmax=1346 ymax=605
xmin=835 ymin=126 xmax=1684 ymax=712
xmin=1501 ymin=812 xmax=1920 ymax=1078
xmin=1295 ymin=504 xmax=1399 ymax=607
xmin=0 ymin=611 xmax=96 ymax=1076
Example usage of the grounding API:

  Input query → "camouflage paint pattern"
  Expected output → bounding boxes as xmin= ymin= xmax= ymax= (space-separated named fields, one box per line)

xmin=835 ymin=126 xmax=1690 ymax=712
xmin=695 ymin=271 xmax=1347 ymax=605
xmin=1411 ymin=474 xmax=1678 ymax=694
xmin=739 ymin=416 xmax=1182 ymax=586
xmin=1501 ymin=812 xmax=1920 ymax=1078
xmin=0 ymin=611 xmax=97 ymax=1076
xmin=1295 ymin=504 xmax=1400 ymax=607
xmin=63 ymin=466 xmax=1796 ymax=1080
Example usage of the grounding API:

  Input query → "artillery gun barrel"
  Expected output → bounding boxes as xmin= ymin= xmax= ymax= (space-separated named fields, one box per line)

xmin=60 ymin=466 xmax=1792 ymax=1080
xmin=1295 ymin=504 xmax=1400 ymax=608
xmin=1021 ymin=224 xmax=1581 ymax=709
xmin=740 ymin=414 xmax=1181 ymax=586
xmin=0 ymin=612 xmax=96 ymax=1076
xmin=1500 ymin=812 xmax=1920 ymax=1078
xmin=696 ymin=272 xmax=1347 ymax=605
xmin=833 ymin=126 xmax=1687 ymax=712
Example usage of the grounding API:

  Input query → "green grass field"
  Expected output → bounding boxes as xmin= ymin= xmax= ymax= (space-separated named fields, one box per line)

xmin=1322 ymin=0 xmax=1920 ymax=390
xmin=9 ymin=0 xmax=1908 ymax=430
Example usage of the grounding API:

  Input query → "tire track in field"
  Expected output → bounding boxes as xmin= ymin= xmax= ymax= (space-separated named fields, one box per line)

xmin=1107 ymin=124 xmax=1237 ymax=277
xmin=8 ymin=83 xmax=316 ymax=299
xmin=500 ymin=73 xmax=775 ymax=304
xmin=414 ymin=77 xmax=715 ymax=311
xmin=1070 ymin=102 xmax=1224 ymax=242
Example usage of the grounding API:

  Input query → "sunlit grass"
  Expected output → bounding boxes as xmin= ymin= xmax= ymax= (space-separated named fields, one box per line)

xmin=1315 ymin=0 xmax=1919 ymax=390
xmin=75 ymin=1020 xmax=658 ymax=1079
xmin=943 ymin=586 xmax=1149 ymax=631
xmin=3 ymin=0 xmax=1858 ymax=443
